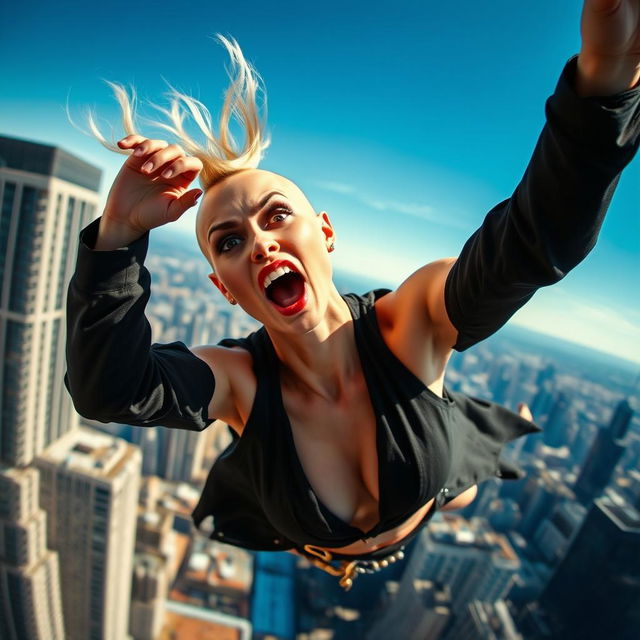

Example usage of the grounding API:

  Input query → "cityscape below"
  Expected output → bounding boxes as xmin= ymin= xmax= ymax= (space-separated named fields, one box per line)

xmin=0 ymin=135 xmax=638 ymax=640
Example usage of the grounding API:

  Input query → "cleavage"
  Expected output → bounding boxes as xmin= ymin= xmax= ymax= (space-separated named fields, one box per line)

xmin=282 ymin=376 xmax=381 ymax=532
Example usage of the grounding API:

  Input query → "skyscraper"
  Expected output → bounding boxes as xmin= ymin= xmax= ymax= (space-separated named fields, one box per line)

xmin=540 ymin=498 xmax=640 ymax=639
xmin=0 ymin=466 xmax=65 ymax=640
xmin=542 ymin=392 xmax=572 ymax=449
xmin=163 ymin=427 xmax=208 ymax=483
xmin=367 ymin=579 xmax=451 ymax=640
xmin=446 ymin=600 xmax=523 ymax=640
xmin=0 ymin=135 xmax=100 ymax=464
xmin=35 ymin=428 xmax=141 ymax=640
xmin=401 ymin=515 xmax=520 ymax=612
xmin=573 ymin=398 xmax=633 ymax=506
xmin=129 ymin=552 xmax=168 ymax=640
xmin=0 ymin=135 xmax=101 ymax=639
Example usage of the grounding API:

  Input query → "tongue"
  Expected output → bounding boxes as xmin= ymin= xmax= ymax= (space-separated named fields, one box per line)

xmin=268 ymin=274 xmax=305 ymax=308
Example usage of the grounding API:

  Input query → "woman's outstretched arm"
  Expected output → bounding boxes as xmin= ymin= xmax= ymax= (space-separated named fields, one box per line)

xmin=386 ymin=0 xmax=640 ymax=359
xmin=65 ymin=136 xmax=239 ymax=429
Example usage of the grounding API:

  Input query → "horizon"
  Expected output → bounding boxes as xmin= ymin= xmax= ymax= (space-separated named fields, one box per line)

xmin=147 ymin=223 xmax=640 ymax=373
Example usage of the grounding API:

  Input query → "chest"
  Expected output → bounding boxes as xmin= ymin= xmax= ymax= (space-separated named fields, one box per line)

xmin=282 ymin=375 xmax=382 ymax=531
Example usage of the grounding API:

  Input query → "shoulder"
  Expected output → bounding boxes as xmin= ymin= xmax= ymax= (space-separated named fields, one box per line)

xmin=376 ymin=258 xmax=457 ymax=344
xmin=190 ymin=341 xmax=257 ymax=434
xmin=373 ymin=258 xmax=458 ymax=385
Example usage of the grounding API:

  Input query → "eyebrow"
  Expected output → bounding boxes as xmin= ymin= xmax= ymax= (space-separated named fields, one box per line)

xmin=206 ymin=191 xmax=286 ymax=243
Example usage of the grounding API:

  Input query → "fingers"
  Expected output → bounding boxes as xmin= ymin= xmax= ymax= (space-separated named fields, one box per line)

xmin=166 ymin=188 xmax=204 ymax=222
xmin=117 ymin=134 xmax=146 ymax=149
xmin=118 ymin=136 xmax=202 ymax=181
xmin=160 ymin=155 xmax=203 ymax=180
xmin=117 ymin=136 xmax=169 ymax=165
xmin=135 ymin=140 xmax=171 ymax=166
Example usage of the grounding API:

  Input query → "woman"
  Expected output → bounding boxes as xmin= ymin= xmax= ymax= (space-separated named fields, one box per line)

xmin=66 ymin=0 xmax=640 ymax=590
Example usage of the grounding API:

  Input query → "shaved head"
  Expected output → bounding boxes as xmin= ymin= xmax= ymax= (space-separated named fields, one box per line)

xmin=195 ymin=169 xmax=317 ymax=268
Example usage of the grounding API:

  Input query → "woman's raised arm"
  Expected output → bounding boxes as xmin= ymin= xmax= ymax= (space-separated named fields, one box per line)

xmin=388 ymin=0 xmax=640 ymax=357
xmin=65 ymin=137 xmax=239 ymax=430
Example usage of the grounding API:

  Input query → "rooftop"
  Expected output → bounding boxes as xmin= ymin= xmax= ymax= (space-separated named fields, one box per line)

xmin=38 ymin=427 xmax=137 ymax=480
xmin=0 ymin=134 xmax=102 ymax=191
xmin=429 ymin=514 xmax=519 ymax=562
xmin=598 ymin=499 xmax=640 ymax=531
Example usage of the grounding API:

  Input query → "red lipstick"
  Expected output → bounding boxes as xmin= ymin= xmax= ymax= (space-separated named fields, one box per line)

xmin=258 ymin=260 xmax=300 ymax=290
xmin=258 ymin=259 xmax=307 ymax=316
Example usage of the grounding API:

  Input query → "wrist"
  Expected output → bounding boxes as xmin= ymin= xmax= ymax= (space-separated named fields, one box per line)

xmin=576 ymin=53 xmax=640 ymax=97
xmin=95 ymin=216 xmax=146 ymax=251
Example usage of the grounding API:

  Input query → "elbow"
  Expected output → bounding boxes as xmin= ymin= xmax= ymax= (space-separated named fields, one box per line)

xmin=64 ymin=372 xmax=130 ymax=423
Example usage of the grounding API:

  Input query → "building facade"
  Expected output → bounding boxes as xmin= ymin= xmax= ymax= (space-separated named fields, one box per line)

xmin=573 ymin=399 xmax=633 ymax=506
xmin=540 ymin=498 xmax=640 ymax=639
xmin=400 ymin=516 xmax=520 ymax=614
xmin=0 ymin=466 xmax=65 ymax=639
xmin=0 ymin=135 xmax=101 ymax=639
xmin=0 ymin=135 xmax=100 ymax=465
xmin=35 ymin=428 xmax=141 ymax=640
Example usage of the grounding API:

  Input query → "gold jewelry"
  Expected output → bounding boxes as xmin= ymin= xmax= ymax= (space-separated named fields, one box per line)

xmin=301 ymin=543 xmax=405 ymax=591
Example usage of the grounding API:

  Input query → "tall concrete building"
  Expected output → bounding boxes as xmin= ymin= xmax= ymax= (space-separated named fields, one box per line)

xmin=446 ymin=600 xmax=523 ymax=640
xmin=163 ymin=427 xmax=207 ymax=483
xmin=540 ymin=498 xmax=640 ymax=639
xmin=129 ymin=551 xmax=168 ymax=640
xmin=367 ymin=579 xmax=451 ymax=640
xmin=517 ymin=470 xmax=574 ymax=538
xmin=402 ymin=515 xmax=520 ymax=613
xmin=0 ymin=135 xmax=101 ymax=639
xmin=0 ymin=135 xmax=100 ymax=465
xmin=0 ymin=466 xmax=65 ymax=639
xmin=35 ymin=428 xmax=141 ymax=640
xmin=542 ymin=392 xmax=572 ymax=449
xmin=531 ymin=499 xmax=585 ymax=564
xmin=574 ymin=398 xmax=634 ymax=506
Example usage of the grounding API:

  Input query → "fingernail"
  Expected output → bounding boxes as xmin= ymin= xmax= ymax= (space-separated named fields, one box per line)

xmin=162 ymin=169 xmax=173 ymax=179
xmin=133 ymin=147 xmax=144 ymax=156
xmin=142 ymin=162 xmax=153 ymax=172
xmin=194 ymin=190 xmax=203 ymax=202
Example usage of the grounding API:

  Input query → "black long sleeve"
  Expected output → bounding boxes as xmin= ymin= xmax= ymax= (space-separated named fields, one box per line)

xmin=445 ymin=56 xmax=640 ymax=351
xmin=65 ymin=219 xmax=215 ymax=431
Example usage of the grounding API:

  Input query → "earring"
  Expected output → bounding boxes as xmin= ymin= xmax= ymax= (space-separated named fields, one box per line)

xmin=328 ymin=242 xmax=335 ymax=252
xmin=229 ymin=297 xmax=237 ymax=305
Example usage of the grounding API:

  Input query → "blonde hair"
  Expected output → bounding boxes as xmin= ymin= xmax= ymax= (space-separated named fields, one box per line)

xmin=86 ymin=35 xmax=270 ymax=190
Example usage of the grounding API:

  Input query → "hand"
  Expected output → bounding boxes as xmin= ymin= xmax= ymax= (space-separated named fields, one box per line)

xmin=97 ymin=135 xmax=204 ymax=249
xmin=578 ymin=0 xmax=640 ymax=95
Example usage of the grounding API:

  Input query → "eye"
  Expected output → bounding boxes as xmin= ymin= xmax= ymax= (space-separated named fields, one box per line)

xmin=267 ymin=205 xmax=292 ymax=225
xmin=218 ymin=235 xmax=242 ymax=253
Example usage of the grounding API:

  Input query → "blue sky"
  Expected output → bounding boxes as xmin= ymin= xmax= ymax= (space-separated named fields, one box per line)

xmin=2 ymin=0 xmax=639 ymax=362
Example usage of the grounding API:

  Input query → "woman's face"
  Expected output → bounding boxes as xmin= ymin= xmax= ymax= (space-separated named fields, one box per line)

xmin=196 ymin=169 xmax=336 ymax=331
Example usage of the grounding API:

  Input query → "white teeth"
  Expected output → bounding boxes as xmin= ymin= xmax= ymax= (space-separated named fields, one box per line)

xmin=263 ymin=265 xmax=293 ymax=288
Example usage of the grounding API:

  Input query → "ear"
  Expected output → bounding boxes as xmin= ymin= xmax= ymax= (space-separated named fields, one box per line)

xmin=318 ymin=211 xmax=336 ymax=251
xmin=208 ymin=273 xmax=237 ymax=305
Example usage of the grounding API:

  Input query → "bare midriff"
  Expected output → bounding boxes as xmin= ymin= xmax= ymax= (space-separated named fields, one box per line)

xmin=288 ymin=496 xmax=436 ymax=557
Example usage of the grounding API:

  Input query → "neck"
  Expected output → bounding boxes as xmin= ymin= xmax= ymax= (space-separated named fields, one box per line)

xmin=266 ymin=288 xmax=360 ymax=402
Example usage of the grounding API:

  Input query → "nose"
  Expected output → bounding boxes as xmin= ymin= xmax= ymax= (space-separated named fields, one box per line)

xmin=251 ymin=232 xmax=279 ymax=263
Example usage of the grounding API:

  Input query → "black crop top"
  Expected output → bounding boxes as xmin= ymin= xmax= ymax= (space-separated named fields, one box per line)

xmin=190 ymin=289 xmax=539 ymax=551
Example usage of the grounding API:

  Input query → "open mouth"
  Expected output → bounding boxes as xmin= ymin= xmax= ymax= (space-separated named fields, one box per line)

xmin=260 ymin=262 xmax=307 ymax=316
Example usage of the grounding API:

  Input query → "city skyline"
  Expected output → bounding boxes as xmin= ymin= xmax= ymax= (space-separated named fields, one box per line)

xmin=0 ymin=133 xmax=637 ymax=638
xmin=2 ymin=0 xmax=639 ymax=363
